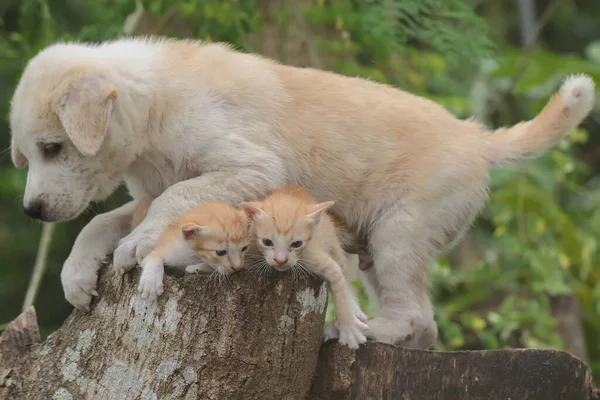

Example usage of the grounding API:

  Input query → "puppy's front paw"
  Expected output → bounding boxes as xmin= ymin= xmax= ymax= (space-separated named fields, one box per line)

xmin=337 ymin=318 xmax=369 ymax=349
xmin=113 ymin=239 xmax=137 ymax=276
xmin=61 ymin=255 xmax=101 ymax=312
xmin=114 ymin=224 xmax=162 ymax=274
xmin=138 ymin=267 xmax=164 ymax=301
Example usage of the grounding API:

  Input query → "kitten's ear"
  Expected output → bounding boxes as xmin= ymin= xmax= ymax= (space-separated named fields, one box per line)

xmin=240 ymin=202 xmax=264 ymax=221
xmin=305 ymin=201 xmax=335 ymax=225
xmin=238 ymin=210 xmax=253 ymax=229
xmin=181 ymin=223 xmax=207 ymax=240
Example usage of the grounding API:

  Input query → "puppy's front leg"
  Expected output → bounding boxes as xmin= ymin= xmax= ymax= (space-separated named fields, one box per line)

xmin=113 ymin=170 xmax=280 ymax=279
xmin=61 ymin=201 xmax=138 ymax=311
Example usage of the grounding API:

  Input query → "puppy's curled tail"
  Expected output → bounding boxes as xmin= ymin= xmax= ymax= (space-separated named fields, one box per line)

xmin=484 ymin=74 xmax=596 ymax=166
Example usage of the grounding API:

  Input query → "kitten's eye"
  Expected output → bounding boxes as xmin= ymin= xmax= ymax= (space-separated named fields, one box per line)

xmin=215 ymin=250 xmax=227 ymax=257
xmin=241 ymin=245 xmax=249 ymax=252
xmin=39 ymin=142 xmax=63 ymax=158
xmin=291 ymin=241 xmax=303 ymax=248
xmin=262 ymin=239 xmax=273 ymax=247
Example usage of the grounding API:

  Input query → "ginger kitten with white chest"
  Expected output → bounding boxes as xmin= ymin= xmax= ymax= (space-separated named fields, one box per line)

xmin=241 ymin=185 xmax=368 ymax=349
xmin=136 ymin=202 xmax=252 ymax=300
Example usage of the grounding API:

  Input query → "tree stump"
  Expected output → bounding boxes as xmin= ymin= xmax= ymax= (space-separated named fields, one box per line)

xmin=1 ymin=267 xmax=328 ymax=400
xmin=2 ymin=267 xmax=598 ymax=400
xmin=309 ymin=341 xmax=599 ymax=400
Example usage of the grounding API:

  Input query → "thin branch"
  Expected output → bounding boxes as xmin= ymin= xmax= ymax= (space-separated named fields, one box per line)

xmin=507 ymin=0 xmax=561 ymax=91
xmin=516 ymin=0 xmax=536 ymax=48
xmin=22 ymin=223 xmax=55 ymax=312
xmin=287 ymin=0 xmax=324 ymax=69
xmin=0 ymin=0 xmax=14 ymax=22
xmin=152 ymin=7 xmax=179 ymax=35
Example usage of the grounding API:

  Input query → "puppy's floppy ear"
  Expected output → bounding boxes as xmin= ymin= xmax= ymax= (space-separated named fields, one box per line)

xmin=57 ymin=75 xmax=117 ymax=156
xmin=240 ymin=202 xmax=265 ymax=221
xmin=11 ymin=139 xmax=27 ymax=169
xmin=305 ymin=201 xmax=335 ymax=225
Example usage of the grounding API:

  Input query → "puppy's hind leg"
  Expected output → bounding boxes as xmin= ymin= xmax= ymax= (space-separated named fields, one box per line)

xmin=366 ymin=208 xmax=438 ymax=349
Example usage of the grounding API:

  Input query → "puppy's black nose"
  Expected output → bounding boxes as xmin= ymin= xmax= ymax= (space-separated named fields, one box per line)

xmin=24 ymin=202 xmax=43 ymax=219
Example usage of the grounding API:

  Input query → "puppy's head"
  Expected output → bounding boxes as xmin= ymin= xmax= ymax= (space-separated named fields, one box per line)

xmin=10 ymin=45 xmax=130 ymax=222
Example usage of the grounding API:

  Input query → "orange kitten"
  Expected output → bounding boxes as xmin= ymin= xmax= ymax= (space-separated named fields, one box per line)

xmin=137 ymin=202 xmax=251 ymax=301
xmin=241 ymin=185 xmax=368 ymax=349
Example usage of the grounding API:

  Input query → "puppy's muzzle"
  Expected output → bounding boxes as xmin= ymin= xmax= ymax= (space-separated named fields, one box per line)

xmin=24 ymin=201 xmax=44 ymax=220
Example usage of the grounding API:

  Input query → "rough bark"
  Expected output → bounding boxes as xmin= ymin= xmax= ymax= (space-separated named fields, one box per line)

xmin=2 ymin=271 xmax=598 ymax=400
xmin=2 ymin=266 xmax=328 ymax=400
xmin=0 ymin=306 xmax=40 ymax=399
xmin=551 ymin=294 xmax=588 ymax=363
xmin=310 ymin=341 xmax=598 ymax=400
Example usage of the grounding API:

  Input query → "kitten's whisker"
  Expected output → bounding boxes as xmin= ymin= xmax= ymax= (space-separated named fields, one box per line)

xmin=209 ymin=269 xmax=219 ymax=287
xmin=261 ymin=263 xmax=271 ymax=280
xmin=294 ymin=262 xmax=314 ymax=281
xmin=221 ymin=270 xmax=231 ymax=288
xmin=299 ymin=266 xmax=308 ymax=281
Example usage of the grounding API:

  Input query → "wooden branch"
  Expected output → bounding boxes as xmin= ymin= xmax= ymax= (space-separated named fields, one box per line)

xmin=507 ymin=0 xmax=561 ymax=90
xmin=0 ymin=307 xmax=40 ymax=398
xmin=287 ymin=0 xmax=324 ymax=70
xmin=22 ymin=223 xmax=55 ymax=312
xmin=3 ymin=267 xmax=328 ymax=399
xmin=551 ymin=294 xmax=588 ymax=363
xmin=310 ymin=341 xmax=598 ymax=400
xmin=2 ymin=267 xmax=597 ymax=399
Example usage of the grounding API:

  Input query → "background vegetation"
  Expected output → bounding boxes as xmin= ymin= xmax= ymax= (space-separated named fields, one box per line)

xmin=1 ymin=0 xmax=600 ymax=381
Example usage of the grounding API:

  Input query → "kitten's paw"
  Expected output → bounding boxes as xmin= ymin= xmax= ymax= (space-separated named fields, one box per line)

xmin=186 ymin=263 xmax=214 ymax=274
xmin=337 ymin=318 xmax=369 ymax=349
xmin=138 ymin=268 xmax=164 ymax=301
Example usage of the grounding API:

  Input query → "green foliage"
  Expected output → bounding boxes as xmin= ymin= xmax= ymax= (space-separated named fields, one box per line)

xmin=1 ymin=0 xmax=600 ymax=382
xmin=430 ymin=40 xmax=600 ymax=377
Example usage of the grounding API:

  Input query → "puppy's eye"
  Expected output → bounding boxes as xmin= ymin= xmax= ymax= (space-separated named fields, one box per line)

xmin=262 ymin=238 xmax=273 ymax=247
xmin=291 ymin=241 xmax=303 ymax=248
xmin=215 ymin=250 xmax=227 ymax=256
xmin=40 ymin=142 xmax=62 ymax=158
xmin=241 ymin=245 xmax=249 ymax=252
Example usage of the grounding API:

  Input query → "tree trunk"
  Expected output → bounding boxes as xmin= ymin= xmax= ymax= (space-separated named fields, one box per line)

xmin=2 ymin=267 xmax=598 ymax=400
xmin=1 ymin=267 xmax=328 ymax=400
xmin=310 ymin=341 xmax=598 ymax=400
xmin=551 ymin=294 xmax=588 ymax=363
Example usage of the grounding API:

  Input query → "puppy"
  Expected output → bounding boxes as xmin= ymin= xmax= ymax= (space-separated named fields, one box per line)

xmin=10 ymin=37 xmax=595 ymax=348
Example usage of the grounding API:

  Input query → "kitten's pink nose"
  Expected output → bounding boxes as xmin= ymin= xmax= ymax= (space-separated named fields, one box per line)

xmin=275 ymin=255 xmax=288 ymax=265
xmin=231 ymin=263 xmax=241 ymax=271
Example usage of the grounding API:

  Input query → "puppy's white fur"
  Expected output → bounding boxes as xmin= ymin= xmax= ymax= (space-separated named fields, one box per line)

xmin=10 ymin=38 xmax=595 ymax=347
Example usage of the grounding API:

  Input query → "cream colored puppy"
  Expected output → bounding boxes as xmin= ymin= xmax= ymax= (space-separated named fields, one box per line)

xmin=10 ymin=37 xmax=595 ymax=349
